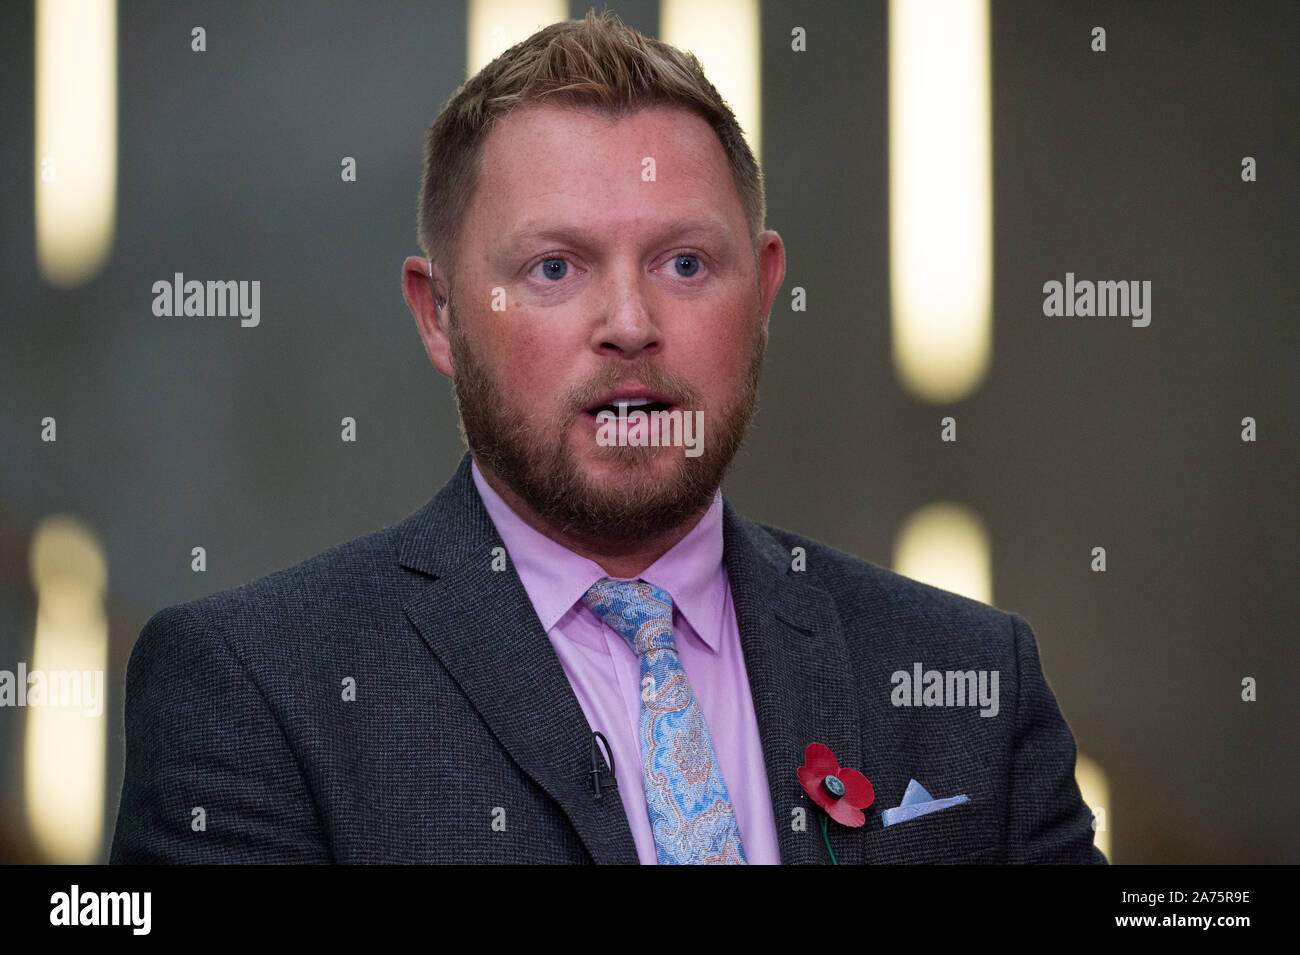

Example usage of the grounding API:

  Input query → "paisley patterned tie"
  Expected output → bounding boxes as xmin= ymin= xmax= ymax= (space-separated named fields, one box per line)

xmin=583 ymin=577 xmax=747 ymax=864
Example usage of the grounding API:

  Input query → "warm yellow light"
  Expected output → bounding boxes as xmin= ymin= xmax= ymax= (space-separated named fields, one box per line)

xmin=467 ymin=0 xmax=567 ymax=76
xmin=661 ymin=0 xmax=761 ymax=161
xmin=24 ymin=515 xmax=109 ymax=864
xmin=1075 ymin=752 xmax=1112 ymax=861
xmin=35 ymin=0 xmax=117 ymax=287
xmin=889 ymin=0 xmax=992 ymax=403
xmin=893 ymin=502 xmax=991 ymax=604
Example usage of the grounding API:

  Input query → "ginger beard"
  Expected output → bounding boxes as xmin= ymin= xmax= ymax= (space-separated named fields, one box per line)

xmin=446 ymin=293 xmax=766 ymax=547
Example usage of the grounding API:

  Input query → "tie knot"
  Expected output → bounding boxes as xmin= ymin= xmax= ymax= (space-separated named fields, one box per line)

xmin=582 ymin=578 xmax=676 ymax=656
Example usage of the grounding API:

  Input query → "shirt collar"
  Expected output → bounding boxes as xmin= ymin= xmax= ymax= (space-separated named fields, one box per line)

xmin=470 ymin=459 xmax=726 ymax=651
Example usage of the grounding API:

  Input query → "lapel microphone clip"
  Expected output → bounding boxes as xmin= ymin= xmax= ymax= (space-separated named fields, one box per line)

xmin=590 ymin=731 xmax=616 ymax=799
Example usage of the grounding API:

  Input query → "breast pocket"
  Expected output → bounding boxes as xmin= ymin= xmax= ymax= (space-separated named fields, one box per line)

xmin=864 ymin=797 xmax=1002 ymax=864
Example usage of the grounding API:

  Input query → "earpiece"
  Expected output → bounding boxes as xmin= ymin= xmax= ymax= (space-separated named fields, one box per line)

xmin=425 ymin=258 xmax=443 ymax=319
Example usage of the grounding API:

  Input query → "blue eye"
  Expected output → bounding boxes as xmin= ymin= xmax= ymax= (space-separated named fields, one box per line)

xmin=674 ymin=254 xmax=700 ymax=278
xmin=538 ymin=257 xmax=568 ymax=281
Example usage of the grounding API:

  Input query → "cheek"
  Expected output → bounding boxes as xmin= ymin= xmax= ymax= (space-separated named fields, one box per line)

xmin=680 ymin=319 xmax=756 ymax=390
xmin=483 ymin=315 xmax=575 ymax=401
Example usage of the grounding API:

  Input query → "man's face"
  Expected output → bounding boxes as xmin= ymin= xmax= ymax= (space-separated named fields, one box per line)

xmin=445 ymin=102 xmax=782 ymax=545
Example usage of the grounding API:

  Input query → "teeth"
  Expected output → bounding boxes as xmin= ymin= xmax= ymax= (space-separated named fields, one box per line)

xmin=614 ymin=398 xmax=655 ymax=408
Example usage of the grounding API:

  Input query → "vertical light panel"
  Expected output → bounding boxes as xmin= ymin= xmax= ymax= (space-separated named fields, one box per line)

xmin=1075 ymin=753 xmax=1113 ymax=860
xmin=893 ymin=502 xmax=992 ymax=604
xmin=889 ymin=0 xmax=991 ymax=403
xmin=661 ymin=0 xmax=761 ymax=161
xmin=24 ymin=516 xmax=109 ymax=864
xmin=467 ymin=0 xmax=567 ymax=76
xmin=35 ymin=0 xmax=117 ymax=288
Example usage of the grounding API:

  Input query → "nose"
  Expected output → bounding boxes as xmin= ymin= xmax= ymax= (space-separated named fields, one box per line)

xmin=592 ymin=268 xmax=660 ymax=359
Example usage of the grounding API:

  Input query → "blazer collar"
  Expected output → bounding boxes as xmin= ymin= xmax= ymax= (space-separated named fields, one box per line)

xmin=396 ymin=453 xmax=863 ymax=864
xmin=720 ymin=499 xmax=866 ymax=865
xmin=396 ymin=453 xmax=638 ymax=863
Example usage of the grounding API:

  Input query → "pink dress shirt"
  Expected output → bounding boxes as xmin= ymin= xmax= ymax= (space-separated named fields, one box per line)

xmin=470 ymin=460 xmax=781 ymax=864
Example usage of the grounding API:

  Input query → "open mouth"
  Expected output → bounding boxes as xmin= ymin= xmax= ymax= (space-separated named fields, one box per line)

xmin=584 ymin=397 xmax=675 ymax=417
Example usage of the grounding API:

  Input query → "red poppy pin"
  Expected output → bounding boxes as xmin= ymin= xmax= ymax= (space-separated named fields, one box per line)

xmin=797 ymin=742 xmax=874 ymax=864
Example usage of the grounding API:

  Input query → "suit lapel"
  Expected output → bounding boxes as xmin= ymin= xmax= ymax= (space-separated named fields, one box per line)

xmin=723 ymin=503 xmax=865 ymax=865
xmin=395 ymin=454 xmax=864 ymax=865
xmin=396 ymin=454 xmax=638 ymax=864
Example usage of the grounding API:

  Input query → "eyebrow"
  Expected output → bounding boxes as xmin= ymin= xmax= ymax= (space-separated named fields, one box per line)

xmin=501 ymin=217 xmax=737 ymax=255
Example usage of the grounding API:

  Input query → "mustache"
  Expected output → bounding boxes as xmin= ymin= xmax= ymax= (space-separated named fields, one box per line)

xmin=563 ymin=365 xmax=702 ymax=417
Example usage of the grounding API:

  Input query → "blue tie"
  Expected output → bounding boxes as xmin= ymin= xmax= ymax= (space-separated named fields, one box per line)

xmin=583 ymin=577 xmax=747 ymax=865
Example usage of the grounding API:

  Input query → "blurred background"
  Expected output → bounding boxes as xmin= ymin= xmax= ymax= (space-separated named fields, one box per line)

xmin=1 ymin=0 xmax=1296 ymax=864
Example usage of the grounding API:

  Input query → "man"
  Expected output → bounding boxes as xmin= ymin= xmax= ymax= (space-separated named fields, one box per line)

xmin=111 ymin=11 xmax=1105 ymax=864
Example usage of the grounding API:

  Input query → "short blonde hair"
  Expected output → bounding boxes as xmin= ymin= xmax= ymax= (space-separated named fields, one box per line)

xmin=417 ymin=8 xmax=765 ymax=284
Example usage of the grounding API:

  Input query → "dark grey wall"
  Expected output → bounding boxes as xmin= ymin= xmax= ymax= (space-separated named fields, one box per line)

xmin=1 ymin=0 xmax=1295 ymax=863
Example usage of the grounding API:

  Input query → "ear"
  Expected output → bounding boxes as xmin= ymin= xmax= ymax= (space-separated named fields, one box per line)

xmin=755 ymin=230 xmax=786 ymax=339
xmin=402 ymin=255 xmax=453 ymax=378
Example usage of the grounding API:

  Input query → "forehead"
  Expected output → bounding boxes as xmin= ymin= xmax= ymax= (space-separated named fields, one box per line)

xmin=468 ymin=102 xmax=745 ymax=239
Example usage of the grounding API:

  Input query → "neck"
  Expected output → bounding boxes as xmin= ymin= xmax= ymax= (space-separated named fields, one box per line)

xmin=473 ymin=458 xmax=710 ymax=578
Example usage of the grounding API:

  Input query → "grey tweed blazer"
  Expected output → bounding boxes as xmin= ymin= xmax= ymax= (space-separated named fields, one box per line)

xmin=110 ymin=452 xmax=1106 ymax=864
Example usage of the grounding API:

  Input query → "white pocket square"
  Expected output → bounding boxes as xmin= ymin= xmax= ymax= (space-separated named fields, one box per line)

xmin=881 ymin=778 xmax=969 ymax=827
